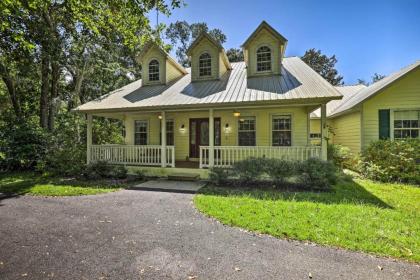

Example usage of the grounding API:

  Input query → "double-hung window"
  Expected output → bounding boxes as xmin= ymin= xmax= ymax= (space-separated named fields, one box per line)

xmin=256 ymin=46 xmax=272 ymax=72
xmin=238 ymin=117 xmax=256 ymax=146
xmin=394 ymin=110 xmax=420 ymax=139
xmin=160 ymin=119 xmax=174 ymax=145
xmin=148 ymin=59 xmax=159 ymax=81
xmin=272 ymin=115 xmax=292 ymax=146
xmin=134 ymin=120 xmax=148 ymax=145
xmin=199 ymin=53 xmax=212 ymax=77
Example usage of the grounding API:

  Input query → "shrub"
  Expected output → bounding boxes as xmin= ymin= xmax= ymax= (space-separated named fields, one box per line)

xmin=134 ymin=169 xmax=147 ymax=181
xmin=360 ymin=139 xmax=420 ymax=184
xmin=328 ymin=144 xmax=356 ymax=169
xmin=265 ymin=159 xmax=297 ymax=184
xmin=112 ymin=165 xmax=128 ymax=179
xmin=208 ymin=167 xmax=230 ymax=186
xmin=0 ymin=123 xmax=49 ymax=171
xmin=83 ymin=161 xmax=127 ymax=180
xmin=298 ymin=158 xmax=337 ymax=190
xmin=232 ymin=157 xmax=267 ymax=183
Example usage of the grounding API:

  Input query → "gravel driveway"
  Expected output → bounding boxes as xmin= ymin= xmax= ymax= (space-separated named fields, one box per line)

xmin=0 ymin=189 xmax=418 ymax=280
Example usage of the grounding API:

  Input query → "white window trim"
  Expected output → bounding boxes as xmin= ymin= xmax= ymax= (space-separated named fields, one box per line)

xmin=390 ymin=108 xmax=420 ymax=140
xmin=256 ymin=45 xmax=272 ymax=73
xmin=134 ymin=120 xmax=149 ymax=145
xmin=271 ymin=114 xmax=293 ymax=146
xmin=237 ymin=116 xmax=257 ymax=146
xmin=160 ymin=119 xmax=175 ymax=146
xmin=198 ymin=52 xmax=212 ymax=77
xmin=148 ymin=58 xmax=160 ymax=83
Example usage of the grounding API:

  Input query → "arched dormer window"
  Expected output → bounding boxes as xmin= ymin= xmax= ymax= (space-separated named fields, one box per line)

xmin=256 ymin=46 xmax=272 ymax=72
xmin=148 ymin=59 xmax=160 ymax=81
xmin=199 ymin=53 xmax=212 ymax=76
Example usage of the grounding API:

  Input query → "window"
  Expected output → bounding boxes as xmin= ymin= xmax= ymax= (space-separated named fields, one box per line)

xmin=148 ymin=59 xmax=159 ymax=81
xmin=272 ymin=115 xmax=292 ymax=146
xmin=238 ymin=117 xmax=256 ymax=146
xmin=256 ymin=46 xmax=271 ymax=72
xmin=310 ymin=133 xmax=322 ymax=139
xmin=160 ymin=120 xmax=174 ymax=145
xmin=393 ymin=110 xmax=420 ymax=139
xmin=134 ymin=120 xmax=148 ymax=145
xmin=199 ymin=53 xmax=212 ymax=76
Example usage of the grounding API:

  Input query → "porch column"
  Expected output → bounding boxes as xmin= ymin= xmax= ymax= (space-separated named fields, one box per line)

xmin=209 ymin=108 xmax=215 ymax=167
xmin=161 ymin=111 xmax=167 ymax=168
xmin=86 ymin=114 xmax=92 ymax=164
xmin=321 ymin=104 xmax=328 ymax=160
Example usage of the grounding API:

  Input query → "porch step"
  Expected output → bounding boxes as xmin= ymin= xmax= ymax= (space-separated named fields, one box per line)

xmin=168 ymin=172 xmax=200 ymax=181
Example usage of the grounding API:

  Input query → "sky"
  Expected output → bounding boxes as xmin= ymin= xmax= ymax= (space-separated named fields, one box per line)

xmin=152 ymin=0 xmax=420 ymax=85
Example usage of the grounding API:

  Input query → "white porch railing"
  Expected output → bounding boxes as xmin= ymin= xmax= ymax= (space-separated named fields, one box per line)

xmin=90 ymin=145 xmax=175 ymax=167
xmin=199 ymin=146 xmax=321 ymax=168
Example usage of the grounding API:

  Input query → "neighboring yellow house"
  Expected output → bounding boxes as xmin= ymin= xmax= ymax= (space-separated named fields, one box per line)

xmin=310 ymin=61 xmax=420 ymax=154
xmin=75 ymin=21 xmax=342 ymax=177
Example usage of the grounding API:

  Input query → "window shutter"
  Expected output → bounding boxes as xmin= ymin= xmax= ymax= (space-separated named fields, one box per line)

xmin=378 ymin=109 xmax=390 ymax=139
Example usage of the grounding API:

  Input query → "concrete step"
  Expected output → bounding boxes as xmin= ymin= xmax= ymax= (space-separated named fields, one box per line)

xmin=167 ymin=172 xmax=200 ymax=181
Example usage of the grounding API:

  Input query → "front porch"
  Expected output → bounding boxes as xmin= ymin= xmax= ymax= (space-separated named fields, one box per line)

xmin=85 ymin=104 xmax=328 ymax=175
xmin=89 ymin=144 xmax=322 ymax=169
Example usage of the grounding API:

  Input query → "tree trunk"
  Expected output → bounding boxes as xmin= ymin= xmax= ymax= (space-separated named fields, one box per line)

xmin=40 ymin=55 xmax=50 ymax=129
xmin=48 ymin=62 xmax=60 ymax=131
xmin=0 ymin=63 xmax=22 ymax=120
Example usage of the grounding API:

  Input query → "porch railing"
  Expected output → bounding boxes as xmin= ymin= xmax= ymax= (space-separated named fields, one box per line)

xmin=90 ymin=145 xmax=175 ymax=167
xmin=199 ymin=146 xmax=321 ymax=168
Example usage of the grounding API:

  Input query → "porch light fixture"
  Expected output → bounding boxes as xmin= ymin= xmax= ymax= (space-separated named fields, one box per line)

xmin=233 ymin=111 xmax=241 ymax=117
xmin=158 ymin=115 xmax=162 ymax=119
xmin=224 ymin=123 xmax=231 ymax=134
xmin=179 ymin=124 xmax=186 ymax=133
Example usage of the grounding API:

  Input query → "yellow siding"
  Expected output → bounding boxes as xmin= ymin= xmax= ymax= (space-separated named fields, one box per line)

xmin=124 ymin=107 xmax=310 ymax=160
xmin=330 ymin=112 xmax=361 ymax=153
xmin=245 ymin=28 xmax=283 ymax=77
xmin=219 ymin=53 xmax=227 ymax=78
xmin=189 ymin=37 xmax=220 ymax=81
xmin=140 ymin=46 xmax=166 ymax=86
xmin=309 ymin=119 xmax=321 ymax=145
xmin=362 ymin=67 xmax=420 ymax=150
xmin=165 ymin=60 xmax=184 ymax=83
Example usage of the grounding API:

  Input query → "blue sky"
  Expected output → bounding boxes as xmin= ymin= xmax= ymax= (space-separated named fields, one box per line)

xmin=154 ymin=0 xmax=420 ymax=85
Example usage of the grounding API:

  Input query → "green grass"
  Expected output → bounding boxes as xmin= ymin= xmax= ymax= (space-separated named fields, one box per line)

xmin=194 ymin=177 xmax=420 ymax=262
xmin=0 ymin=172 xmax=123 ymax=196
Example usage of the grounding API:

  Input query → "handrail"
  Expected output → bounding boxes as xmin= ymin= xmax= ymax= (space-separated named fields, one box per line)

xmin=90 ymin=145 xmax=175 ymax=167
xmin=199 ymin=146 xmax=321 ymax=168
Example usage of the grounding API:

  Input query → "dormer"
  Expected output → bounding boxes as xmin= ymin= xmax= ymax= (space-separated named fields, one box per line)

xmin=186 ymin=32 xmax=231 ymax=82
xmin=241 ymin=21 xmax=288 ymax=77
xmin=137 ymin=41 xmax=187 ymax=86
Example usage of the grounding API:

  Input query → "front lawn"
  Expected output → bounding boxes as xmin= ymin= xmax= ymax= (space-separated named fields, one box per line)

xmin=194 ymin=177 xmax=420 ymax=262
xmin=0 ymin=172 xmax=124 ymax=196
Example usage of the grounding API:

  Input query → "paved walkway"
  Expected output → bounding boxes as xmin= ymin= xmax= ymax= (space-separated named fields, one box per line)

xmin=132 ymin=179 xmax=204 ymax=193
xmin=0 ymin=188 xmax=418 ymax=280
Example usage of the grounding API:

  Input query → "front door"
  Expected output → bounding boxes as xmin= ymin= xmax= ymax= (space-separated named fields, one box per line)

xmin=189 ymin=118 xmax=221 ymax=158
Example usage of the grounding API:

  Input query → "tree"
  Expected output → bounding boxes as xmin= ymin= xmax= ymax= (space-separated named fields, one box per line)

xmin=165 ymin=21 xmax=227 ymax=66
xmin=226 ymin=48 xmax=244 ymax=62
xmin=372 ymin=73 xmax=386 ymax=83
xmin=301 ymin=48 xmax=344 ymax=86
xmin=357 ymin=73 xmax=386 ymax=86
xmin=0 ymin=0 xmax=181 ymax=130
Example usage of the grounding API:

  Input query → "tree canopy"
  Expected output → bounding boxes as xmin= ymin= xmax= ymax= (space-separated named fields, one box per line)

xmin=226 ymin=48 xmax=244 ymax=62
xmin=165 ymin=20 xmax=227 ymax=66
xmin=301 ymin=48 xmax=344 ymax=86
xmin=0 ymin=0 xmax=182 ymax=172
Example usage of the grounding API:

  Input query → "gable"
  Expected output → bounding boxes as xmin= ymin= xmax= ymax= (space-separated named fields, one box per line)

xmin=140 ymin=45 xmax=167 ymax=86
xmin=363 ymin=66 xmax=420 ymax=108
xmin=242 ymin=22 xmax=287 ymax=77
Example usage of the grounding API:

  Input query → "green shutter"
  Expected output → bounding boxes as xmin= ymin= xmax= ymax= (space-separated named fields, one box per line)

xmin=378 ymin=109 xmax=390 ymax=139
